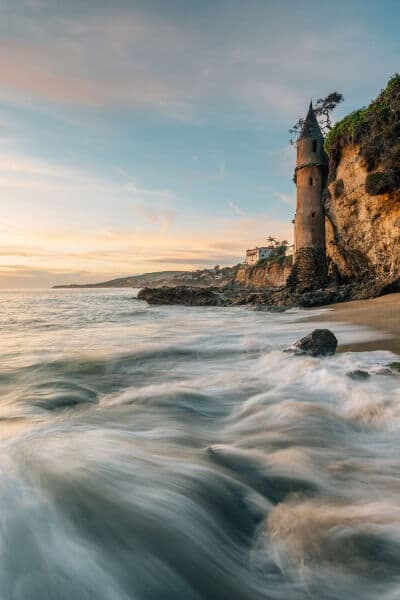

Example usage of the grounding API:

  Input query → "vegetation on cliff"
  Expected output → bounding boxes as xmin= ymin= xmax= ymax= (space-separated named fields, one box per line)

xmin=324 ymin=75 xmax=400 ymax=289
xmin=260 ymin=253 xmax=292 ymax=268
xmin=289 ymin=92 xmax=343 ymax=144
xmin=257 ymin=244 xmax=291 ymax=267
xmin=325 ymin=74 xmax=400 ymax=190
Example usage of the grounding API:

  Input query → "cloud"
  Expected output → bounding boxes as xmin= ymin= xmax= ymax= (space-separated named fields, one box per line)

xmin=0 ymin=150 xmax=178 ymax=234
xmin=133 ymin=204 xmax=176 ymax=231
xmin=0 ymin=204 xmax=292 ymax=287
xmin=0 ymin=265 xmax=107 ymax=288
xmin=228 ymin=201 xmax=245 ymax=216
xmin=0 ymin=9 xmax=201 ymax=113
xmin=0 ymin=2 xmax=385 ymax=120
xmin=0 ymin=147 xmax=292 ymax=288
xmin=275 ymin=192 xmax=295 ymax=206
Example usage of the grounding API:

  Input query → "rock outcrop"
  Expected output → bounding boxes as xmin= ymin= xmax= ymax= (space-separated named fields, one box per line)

xmin=137 ymin=282 xmax=372 ymax=309
xmin=233 ymin=258 xmax=292 ymax=289
xmin=292 ymin=329 xmax=338 ymax=357
xmin=137 ymin=286 xmax=229 ymax=306
xmin=325 ymin=143 xmax=400 ymax=288
xmin=324 ymin=75 xmax=400 ymax=291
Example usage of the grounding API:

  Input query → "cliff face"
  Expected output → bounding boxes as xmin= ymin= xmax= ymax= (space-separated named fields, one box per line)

xmin=234 ymin=258 xmax=292 ymax=289
xmin=325 ymin=144 xmax=400 ymax=284
xmin=324 ymin=75 xmax=400 ymax=289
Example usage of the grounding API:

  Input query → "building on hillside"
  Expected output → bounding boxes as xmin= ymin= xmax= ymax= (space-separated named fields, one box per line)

xmin=285 ymin=244 xmax=295 ymax=257
xmin=245 ymin=246 xmax=275 ymax=266
xmin=288 ymin=102 xmax=327 ymax=290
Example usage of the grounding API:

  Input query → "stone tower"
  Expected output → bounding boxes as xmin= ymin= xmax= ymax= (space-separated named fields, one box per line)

xmin=289 ymin=102 xmax=327 ymax=291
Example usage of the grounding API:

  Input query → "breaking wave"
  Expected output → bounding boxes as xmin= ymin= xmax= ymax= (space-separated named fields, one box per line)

xmin=0 ymin=288 xmax=399 ymax=599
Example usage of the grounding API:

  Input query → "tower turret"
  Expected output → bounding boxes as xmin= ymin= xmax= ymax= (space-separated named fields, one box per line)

xmin=289 ymin=102 xmax=327 ymax=291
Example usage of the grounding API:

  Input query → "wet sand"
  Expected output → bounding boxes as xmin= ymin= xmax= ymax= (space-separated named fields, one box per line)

xmin=310 ymin=292 xmax=400 ymax=354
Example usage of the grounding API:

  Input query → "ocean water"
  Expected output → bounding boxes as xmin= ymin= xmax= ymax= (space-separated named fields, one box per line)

xmin=0 ymin=288 xmax=400 ymax=600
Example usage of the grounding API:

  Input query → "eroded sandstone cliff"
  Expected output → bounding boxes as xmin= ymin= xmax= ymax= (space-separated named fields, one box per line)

xmin=233 ymin=258 xmax=292 ymax=289
xmin=325 ymin=144 xmax=400 ymax=285
xmin=324 ymin=75 xmax=400 ymax=290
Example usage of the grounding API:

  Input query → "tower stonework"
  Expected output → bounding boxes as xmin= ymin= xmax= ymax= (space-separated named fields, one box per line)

xmin=288 ymin=102 xmax=327 ymax=291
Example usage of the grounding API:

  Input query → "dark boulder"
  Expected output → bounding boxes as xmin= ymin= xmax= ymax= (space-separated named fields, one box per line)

xmin=293 ymin=329 xmax=338 ymax=357
xmin=347 ymin=369 xmax=370 ymax=380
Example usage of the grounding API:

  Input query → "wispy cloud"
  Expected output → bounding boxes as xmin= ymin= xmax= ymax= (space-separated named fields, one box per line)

xmin=275 ymin=192 xmax=295 ymax=206
xmin=0 ymin=149 xmax=178 ymax=230
xmin=0 ymin=207 xmax=292 ymax=287
xmin=0 ymin=131 xmax=290 ymax=287
xmin=133 ymin=204 xmax=176 ymax=231
xmin=0 ymin=2 xmax=384 ymax=119
xmin=228 ymin=201 xmax=245 ymax=216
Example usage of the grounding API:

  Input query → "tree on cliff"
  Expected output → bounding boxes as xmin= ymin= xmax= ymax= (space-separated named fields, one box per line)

xmin=266 ymin=237 xmax=289 ymax=248
xmin=266 ymin=235 xmax=278 ymax=246
xmin=289 ymin=92 xmax=344 ymax=144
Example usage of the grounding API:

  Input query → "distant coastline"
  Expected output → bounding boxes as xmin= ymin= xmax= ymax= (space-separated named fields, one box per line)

xmin=53 ymin=271 xmax=186 ymax=289
xmin=53 ymin=265 xmax=240 ymax=289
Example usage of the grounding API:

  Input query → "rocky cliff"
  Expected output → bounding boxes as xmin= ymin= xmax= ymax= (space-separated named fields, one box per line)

xmin=233 ymin=258 xmax=292 ymax=289
xmin=325 ymin=144 xmax=400 ymax=286
xmin=324 ymin=75 xmax=400 ymax=290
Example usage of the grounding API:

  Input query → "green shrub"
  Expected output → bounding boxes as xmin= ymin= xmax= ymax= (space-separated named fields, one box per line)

xmin=325 ymin=74 xmax=400 ymax=189
xmin=325 ymin=108 xmax=366 ymax=155
xmin=257 ymin=246 xmax=289 ymax=267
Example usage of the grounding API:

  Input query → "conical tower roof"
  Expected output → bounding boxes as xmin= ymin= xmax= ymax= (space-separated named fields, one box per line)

xmin=299 ymin=102 xmax=323 ymax=140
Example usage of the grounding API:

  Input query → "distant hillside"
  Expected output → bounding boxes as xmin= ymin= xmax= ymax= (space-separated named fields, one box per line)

xmin=54 ymin=266 xmax=241 ymax=289
xmin=53 ymin=271 xmax=186 ymax=288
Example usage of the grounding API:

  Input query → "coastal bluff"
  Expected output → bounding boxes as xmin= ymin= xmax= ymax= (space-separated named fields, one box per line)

xmin=140 ymin=76 xmax=400 ymax=309
xmin=325 ymin=143 xmax=400 ymax=290
xmin=233 ymin=258 xmax=292 ymax=289
xmin=325 ymin=77 xmax=400 ymax=291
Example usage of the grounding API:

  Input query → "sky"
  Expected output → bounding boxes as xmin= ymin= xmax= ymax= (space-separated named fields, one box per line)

xmin=0 ymin=0 xmax=399 ymax=287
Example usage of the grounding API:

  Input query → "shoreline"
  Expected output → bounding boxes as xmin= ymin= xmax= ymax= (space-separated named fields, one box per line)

xmin=307 ymin=292 xmax=400 ymax=354
xmin=136 ymin=284 xmax=400 ymax=354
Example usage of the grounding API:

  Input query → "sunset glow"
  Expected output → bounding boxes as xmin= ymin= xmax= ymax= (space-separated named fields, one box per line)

xmin=1 ymin=0 xmax=399 ymax=286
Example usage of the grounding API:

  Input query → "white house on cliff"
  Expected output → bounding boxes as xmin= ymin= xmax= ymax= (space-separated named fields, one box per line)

xmin=245 ymin=246 xmax=275 ymax=265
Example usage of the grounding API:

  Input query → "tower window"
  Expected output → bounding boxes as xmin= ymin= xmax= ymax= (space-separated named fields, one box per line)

xmin=312 ymin=140 xmax=318 ymax=152
xmin=311 ymin=211 xmax=315 ymax=217
xmin=309 ymin=176 xmax=313 ymax=186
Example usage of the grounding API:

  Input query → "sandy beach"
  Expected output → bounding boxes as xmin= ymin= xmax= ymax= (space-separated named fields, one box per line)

xmin=311 ymin=292 xmax=400 ymax=354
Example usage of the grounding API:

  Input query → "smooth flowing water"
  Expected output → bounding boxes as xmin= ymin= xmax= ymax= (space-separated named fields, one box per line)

xmin=1 ymin=288 xmax=400 ymax=600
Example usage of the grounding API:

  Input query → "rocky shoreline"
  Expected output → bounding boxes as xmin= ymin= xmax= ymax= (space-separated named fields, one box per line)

xmin=137 ymin=278 xmax=396 ymax=310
